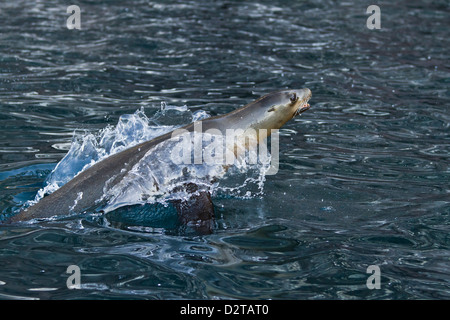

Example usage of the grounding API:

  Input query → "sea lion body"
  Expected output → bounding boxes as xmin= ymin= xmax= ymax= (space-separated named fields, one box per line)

xmin=8 ymin=89 xmax=312 ymax=229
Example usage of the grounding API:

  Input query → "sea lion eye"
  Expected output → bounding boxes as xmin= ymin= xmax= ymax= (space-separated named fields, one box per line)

xmin=290 ymin=93 xmax=298 ymax=103
xmin=268 ymin=106 xmax=276 ymax=112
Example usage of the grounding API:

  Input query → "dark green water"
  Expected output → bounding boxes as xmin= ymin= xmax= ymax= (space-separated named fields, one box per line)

xmin=0 ymin=0 xmax=449 ymax=299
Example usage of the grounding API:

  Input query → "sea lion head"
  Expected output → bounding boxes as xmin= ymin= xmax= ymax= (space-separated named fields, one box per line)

xmin=245 ymin=88 xmax=312 ymax=132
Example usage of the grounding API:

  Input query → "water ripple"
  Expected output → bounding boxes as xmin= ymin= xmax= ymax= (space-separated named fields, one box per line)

xmin=0 ymin=0 xmax=449 ymax=299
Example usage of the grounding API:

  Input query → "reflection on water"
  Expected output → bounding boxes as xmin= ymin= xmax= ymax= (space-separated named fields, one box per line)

xmin=0 ymin=0 xmax=449 ymax=299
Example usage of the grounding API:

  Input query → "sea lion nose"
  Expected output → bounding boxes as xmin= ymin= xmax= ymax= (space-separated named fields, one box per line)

xmin=304 ymin=88 xmax=312 ymax=98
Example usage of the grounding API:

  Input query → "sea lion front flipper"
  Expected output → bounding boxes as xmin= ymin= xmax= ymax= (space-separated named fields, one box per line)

xmin=171 ymin=183 xmax=215 ymax=234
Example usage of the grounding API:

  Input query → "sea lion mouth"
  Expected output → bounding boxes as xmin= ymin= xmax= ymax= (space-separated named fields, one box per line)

xmin=296 ymin=102 xmax=310 ymax=115
xmin=294 ymin=93 xmax=312 ymax=117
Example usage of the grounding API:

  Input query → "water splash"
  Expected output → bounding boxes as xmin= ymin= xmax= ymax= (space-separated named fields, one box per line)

xmin=29 ymin=105 xmax=270 ymax=214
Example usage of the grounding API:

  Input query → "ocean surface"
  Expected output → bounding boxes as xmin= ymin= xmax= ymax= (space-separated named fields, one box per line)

xmin=0 ymin=0 xmax=449 ymax=299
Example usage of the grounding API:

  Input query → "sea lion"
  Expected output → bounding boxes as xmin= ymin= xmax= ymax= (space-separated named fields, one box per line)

xmin=7 ymin=89 xmax=312 ymax=232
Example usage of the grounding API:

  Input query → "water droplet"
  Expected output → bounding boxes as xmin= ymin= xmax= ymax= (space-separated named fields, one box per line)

xmin=320 ymin=206 xmax=335 ymax=212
